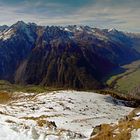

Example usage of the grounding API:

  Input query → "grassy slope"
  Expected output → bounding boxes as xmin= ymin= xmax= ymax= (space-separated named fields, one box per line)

xmin=0 ymin=60 xmax=140 ymax=102
xmin=115 ymin=70 xmax=140 ymax=92
xmin=0 ymin=80 xmax=65 ymax=93
xmin=106 ymin=60 xmax=140 ymax=93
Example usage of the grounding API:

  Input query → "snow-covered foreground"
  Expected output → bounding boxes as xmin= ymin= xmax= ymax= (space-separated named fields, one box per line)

xmin=131 ymin=129 xmax=140 ymax=140
xmin=0 ymin=91 xmax=133 ymax=140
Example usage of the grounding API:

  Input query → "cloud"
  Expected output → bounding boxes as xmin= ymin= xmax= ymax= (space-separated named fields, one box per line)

xmin=0 ymin=0 xmax=140 ymax=32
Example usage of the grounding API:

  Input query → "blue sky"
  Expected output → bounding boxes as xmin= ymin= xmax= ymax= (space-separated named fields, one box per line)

xmin=0 ymin=0 xmax=140 ymax=32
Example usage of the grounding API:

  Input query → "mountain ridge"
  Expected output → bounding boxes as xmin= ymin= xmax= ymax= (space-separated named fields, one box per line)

xmin=0 ymin=21 xmax=140 ymax=89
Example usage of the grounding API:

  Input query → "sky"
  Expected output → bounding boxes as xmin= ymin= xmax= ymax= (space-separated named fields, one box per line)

xmin=0 ymin=0 xmax=140 ymax=32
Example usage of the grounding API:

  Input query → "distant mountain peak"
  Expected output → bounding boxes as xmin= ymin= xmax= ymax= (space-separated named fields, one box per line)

xmin=108 ymin=28 xmax=118 ymax=32
xmin=11 ymin=21 xmax=27 ymax=29
xmin=15 ymin=21 xmax=26 ymax=25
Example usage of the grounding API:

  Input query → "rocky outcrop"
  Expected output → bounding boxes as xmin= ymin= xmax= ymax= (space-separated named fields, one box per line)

xmin=90 ymin=108 xmax=140 ymax=140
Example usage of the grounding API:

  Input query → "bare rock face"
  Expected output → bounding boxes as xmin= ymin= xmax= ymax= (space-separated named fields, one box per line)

xmin=0 ymin=21 xmax=140 ymax=89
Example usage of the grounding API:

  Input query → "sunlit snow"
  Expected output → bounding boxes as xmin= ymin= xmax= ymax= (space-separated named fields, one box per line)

xmin=0 ymin=91 xmax=133 ymax=140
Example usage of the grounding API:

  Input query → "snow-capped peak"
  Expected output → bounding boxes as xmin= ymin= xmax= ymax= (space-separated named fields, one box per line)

xmin=76 ymin=26 xmax=83 ymax=31
xmin=64 ymin=27 xmax=71 ymax=32
xmin=11 ymin=21 xmax=28 ymax=31
xmin=108 ymin=28 xmax=117 ymax=32
xmin=13 ymin=21 xmax=26 ymax=27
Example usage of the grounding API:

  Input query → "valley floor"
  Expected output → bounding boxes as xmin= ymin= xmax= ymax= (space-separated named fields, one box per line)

xmin=107 ymin=60 xmax=140 ymax=94
xmin=0 ymin=91 xmax=134 ymax=140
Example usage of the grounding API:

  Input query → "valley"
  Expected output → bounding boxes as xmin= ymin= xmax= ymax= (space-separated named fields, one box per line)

xmin=106 ymin=60 xmax=140 ymax=97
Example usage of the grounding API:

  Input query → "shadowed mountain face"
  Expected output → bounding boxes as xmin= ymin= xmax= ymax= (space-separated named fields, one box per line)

xmin=0 ymin=25 xmax=8 ymax=32
xmin=0 ymin=21 xmax=140 ymax=89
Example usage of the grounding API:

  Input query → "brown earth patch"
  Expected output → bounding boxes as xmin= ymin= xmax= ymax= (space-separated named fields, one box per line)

xmin=0 ymin=92 xmax=13 ymax=104
xmin=90 ymin=108 xmax=140 ymax=140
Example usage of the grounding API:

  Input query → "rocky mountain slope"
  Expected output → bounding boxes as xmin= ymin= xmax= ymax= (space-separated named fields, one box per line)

xmin=0 ymin=21 xmax=140 ymax=89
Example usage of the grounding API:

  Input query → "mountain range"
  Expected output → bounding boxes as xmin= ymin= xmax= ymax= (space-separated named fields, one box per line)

xmin=0 ymin=21 xmax=140 ymax=89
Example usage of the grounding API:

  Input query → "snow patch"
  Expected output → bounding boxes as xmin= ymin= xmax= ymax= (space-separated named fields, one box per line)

xmin=0 ymin=28 xmax=15 ymax=41
xmin=131 ymin=129 xmax=140 ymax=140
xmin=0 ymin=90 xmax=133 ymax=140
